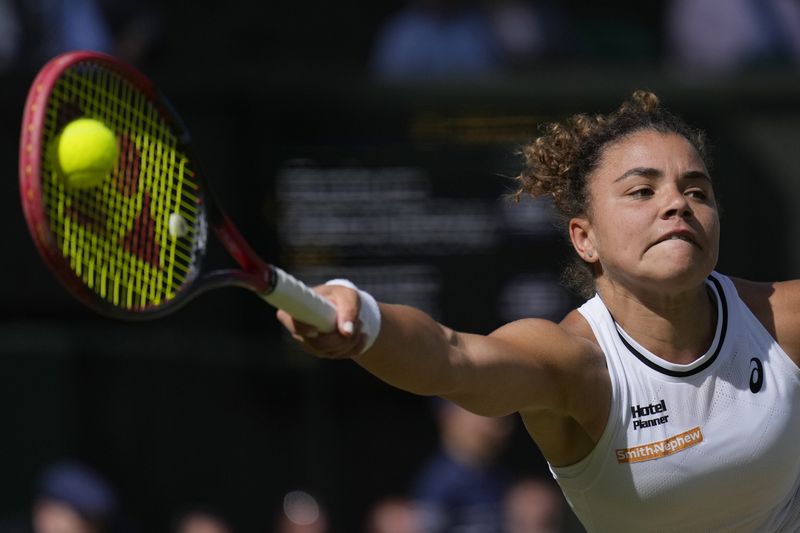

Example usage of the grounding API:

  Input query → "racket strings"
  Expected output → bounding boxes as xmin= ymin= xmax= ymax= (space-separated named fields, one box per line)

xmin=41 ymin=61 xmax=203 ymax=310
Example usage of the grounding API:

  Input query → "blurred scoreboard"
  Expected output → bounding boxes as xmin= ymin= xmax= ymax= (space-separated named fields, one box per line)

xmin=269 ymin=112 xmax=579 ymax=333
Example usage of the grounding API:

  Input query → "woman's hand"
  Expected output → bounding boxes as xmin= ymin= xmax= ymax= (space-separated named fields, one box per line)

xmin=276 ymin=284 xmax=366 ymax=359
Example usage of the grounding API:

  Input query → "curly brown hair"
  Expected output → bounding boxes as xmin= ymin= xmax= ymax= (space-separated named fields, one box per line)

xmin=515 ymin=90 xmax=711 ymax=298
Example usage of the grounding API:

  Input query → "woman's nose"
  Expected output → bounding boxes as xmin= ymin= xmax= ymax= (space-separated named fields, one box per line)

xmin=661 ymin=188 xmax=693 ymax=219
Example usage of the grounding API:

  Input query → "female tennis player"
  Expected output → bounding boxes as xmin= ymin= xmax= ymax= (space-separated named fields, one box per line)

xmin=277 ymin=91 xmax=800 ymax=531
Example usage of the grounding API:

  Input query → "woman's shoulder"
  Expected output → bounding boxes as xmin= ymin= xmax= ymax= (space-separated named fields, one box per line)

xmin=730 ymin=276 xmax=800 ymax=364
xmin=729 ymin=276 xmax=800 ymax=324
xmin=729 ymin=277 xmax=775 ymax=329
xmin=486 ymin=312 xmax=605 ymax=389
xmin=559 ymin=308 xmax=598 ymax=345
xmin=519 ymin=310 xmax=610 ymax=461
xmin=491 ymin=309 xmax=600 ymax=357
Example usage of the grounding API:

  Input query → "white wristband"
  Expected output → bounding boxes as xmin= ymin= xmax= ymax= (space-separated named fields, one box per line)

xmin=325 ymin=279 xmax=381 ymax=354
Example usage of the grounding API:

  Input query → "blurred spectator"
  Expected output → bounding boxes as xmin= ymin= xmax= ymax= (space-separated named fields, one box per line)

xmin=371 ymin=0 xmax=577 ymax=79
xmin=666 ymin=0 xmax=800 ymax=73
xmin=33 ymin=461 xmax=119 ymax=533
xmin=275 ymin=491 xmax=328 ymax=533
xmin=18 ymin=0 xmax=114 ymax=66
xmin=0 ymin=461 xmax=120 ymax=533
xmin=502 ymin=478 xmax=565 ymax=533
xmin=487 ymin=0 xmax=546 ymax=67
xmin=486 ymin=0 xmax=575 ymax=69
xmin=0 ymin=0 xmax=22 ymax=73
xmin=365 ymin=497 xmax=422 ymax=533
xmin=3 ymin=0 xmax=164 ymax=74
xmin=172 ymin=507 xmax=233 ymax=533
xmin=372 ymin=0 xmax=503 ymax=79
xmin=411 ymin=400 xmax=513 ymax=533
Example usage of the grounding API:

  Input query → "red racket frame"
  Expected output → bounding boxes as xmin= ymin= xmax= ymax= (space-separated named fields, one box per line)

xmin=20 ymin=51 xmax=281 ymax=320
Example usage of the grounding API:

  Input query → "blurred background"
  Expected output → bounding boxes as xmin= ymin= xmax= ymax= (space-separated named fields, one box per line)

xmin=2 ymin=0 xmax=800 ymax=531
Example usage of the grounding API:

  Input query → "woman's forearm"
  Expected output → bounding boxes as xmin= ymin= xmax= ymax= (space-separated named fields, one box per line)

xmin=353 ymin=303 xmax=465 ymax=397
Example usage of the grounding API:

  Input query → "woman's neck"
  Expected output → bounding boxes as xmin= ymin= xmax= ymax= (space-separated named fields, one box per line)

xmin=595 ymin=277 xmax=717 ymax=365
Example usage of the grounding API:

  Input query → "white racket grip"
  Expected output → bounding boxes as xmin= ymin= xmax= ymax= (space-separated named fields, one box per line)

xmin=262 ymin=267 xmax=337 ymax=332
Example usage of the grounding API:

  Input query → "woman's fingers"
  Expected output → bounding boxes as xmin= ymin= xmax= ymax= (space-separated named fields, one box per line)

xmin=275 ymin=284 xmax=365 ymax=359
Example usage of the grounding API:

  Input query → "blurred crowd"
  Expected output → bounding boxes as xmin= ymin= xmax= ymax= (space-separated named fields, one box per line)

xmin=0 ymin=402 xmax=569 ymax=533
xmin=372 ymin=0 xmax=800 ymax=78
xmin=0 ymin=0 xmax=163 ymax=74
xmin=0 ymin=0 xmax=799 ymax=78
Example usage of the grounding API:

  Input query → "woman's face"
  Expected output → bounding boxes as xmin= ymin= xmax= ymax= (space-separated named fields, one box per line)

xmin=572 ymin=130 xmax=720 ymax=294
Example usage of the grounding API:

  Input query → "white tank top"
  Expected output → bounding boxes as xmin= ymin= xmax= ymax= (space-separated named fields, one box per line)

xmin=551 ymin=272 xmax=800 ymax=532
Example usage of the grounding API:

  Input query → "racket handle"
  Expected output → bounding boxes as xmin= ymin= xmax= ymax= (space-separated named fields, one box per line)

xmin=262 ymin=267 xmax=337 ymax=332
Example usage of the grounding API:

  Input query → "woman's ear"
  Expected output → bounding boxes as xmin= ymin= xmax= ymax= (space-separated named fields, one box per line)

xmin=569 ymin=217 xmax=598 ymax=263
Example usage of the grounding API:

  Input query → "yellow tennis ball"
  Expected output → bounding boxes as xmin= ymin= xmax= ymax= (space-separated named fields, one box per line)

xmin=56 ymin=118 xmax=118 ymax=189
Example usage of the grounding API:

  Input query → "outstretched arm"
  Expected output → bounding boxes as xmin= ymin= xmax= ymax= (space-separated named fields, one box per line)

xmin=277 ymin=284 xmax=600 ymax=418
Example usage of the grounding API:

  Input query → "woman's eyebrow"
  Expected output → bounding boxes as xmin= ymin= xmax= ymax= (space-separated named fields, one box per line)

xmin=614 ymin=167 xmax=661 ymax=183
xmin=614 ymin=168 xmax=712 ymax=183
xmin=683 ymin=170 xmax=712 ymax=182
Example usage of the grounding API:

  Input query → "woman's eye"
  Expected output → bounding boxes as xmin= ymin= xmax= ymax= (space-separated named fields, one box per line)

xmin=686 ymin=189 xmax=708 ymax=200
xmin=629 ymin=188 xmax=654 ymax=198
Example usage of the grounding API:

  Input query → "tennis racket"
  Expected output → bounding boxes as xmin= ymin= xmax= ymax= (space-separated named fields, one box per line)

xmin=19 ymin=50 xmax=337 ymax=330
